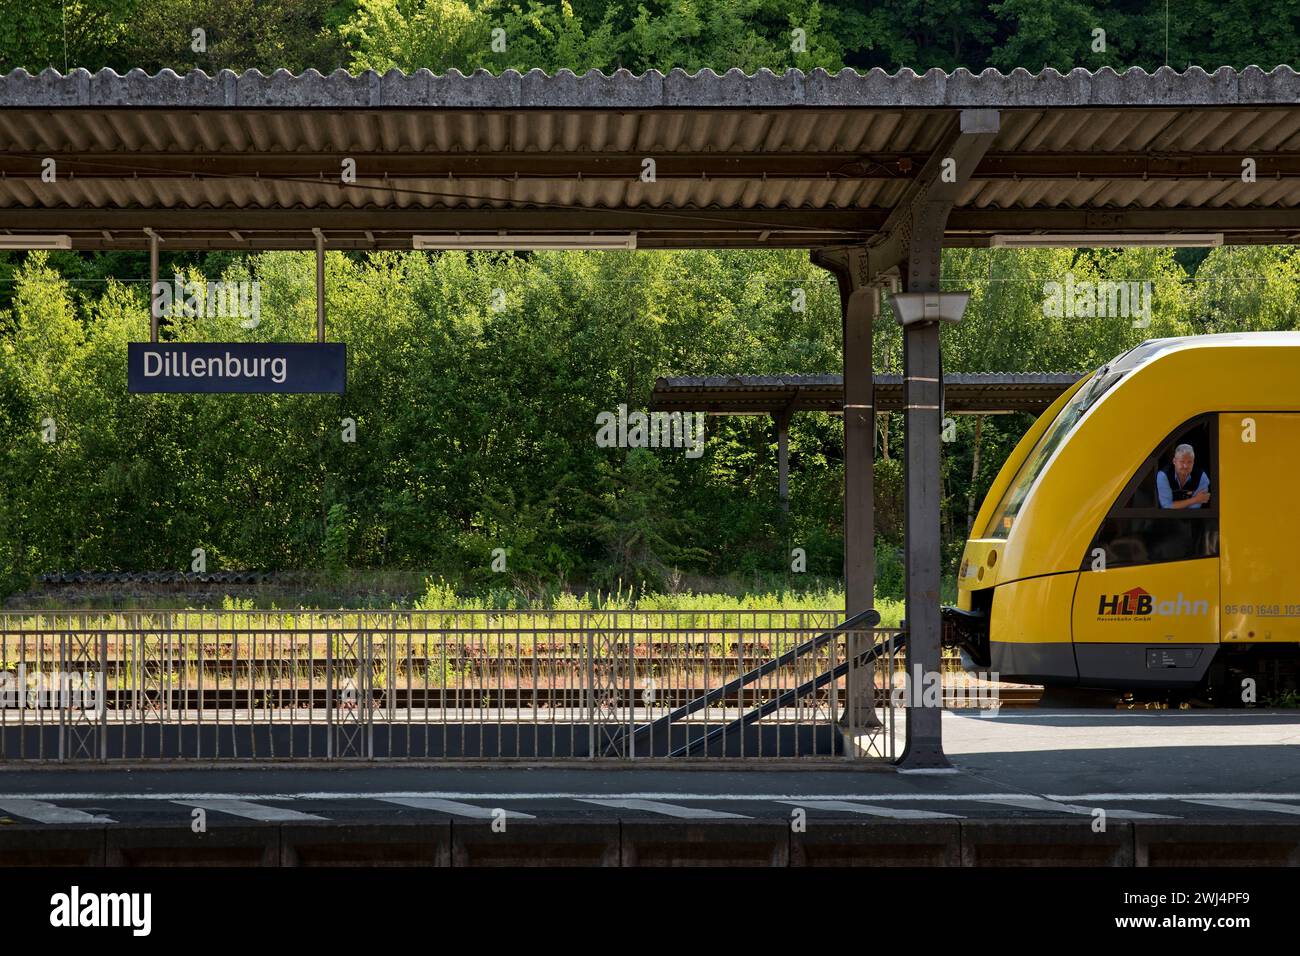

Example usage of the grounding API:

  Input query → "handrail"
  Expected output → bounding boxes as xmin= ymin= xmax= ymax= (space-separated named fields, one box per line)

xmin=598 ymin=606 xmax=882 ymax=756
xmin=670 ymin=630 xmax=906 ymax=757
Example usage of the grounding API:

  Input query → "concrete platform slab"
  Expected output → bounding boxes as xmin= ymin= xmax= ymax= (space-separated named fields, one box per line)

xmin=0 ymin=708 xmax=1296 ymax=865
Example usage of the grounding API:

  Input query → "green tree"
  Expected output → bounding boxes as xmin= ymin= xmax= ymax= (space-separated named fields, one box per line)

xmin=586 ymin=448 xmax=706 ymax=589
xmin=0 ymin=0 xmax=135 ymax=72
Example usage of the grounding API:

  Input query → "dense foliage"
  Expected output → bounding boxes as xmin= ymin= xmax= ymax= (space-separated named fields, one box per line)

xmin=0 ymin=0 xmax=1292 ymax=75
xmin=0 ymin=0 xmax=1294 ymax=601
xmin=2 ymin=245 xmax=1296 ymax=600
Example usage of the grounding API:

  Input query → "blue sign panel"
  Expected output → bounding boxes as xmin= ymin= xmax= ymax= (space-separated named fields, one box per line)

xmin=128 ymin=343 xmax=346 ymax=394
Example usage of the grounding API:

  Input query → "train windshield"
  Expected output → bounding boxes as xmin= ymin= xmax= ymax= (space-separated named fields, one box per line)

xmin=985 ymin=354 xmax=1136 ymax=538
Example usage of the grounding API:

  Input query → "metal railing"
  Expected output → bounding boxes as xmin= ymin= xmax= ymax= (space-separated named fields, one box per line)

xmin=0 ymin=609 xmax=904 ymax=762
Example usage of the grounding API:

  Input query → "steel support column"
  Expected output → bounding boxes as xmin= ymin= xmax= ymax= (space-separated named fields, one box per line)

xmin=899 ymin=218 xmax=948 ymax=767
xmin=841 ymin=265 xmax=876 ymax=623
xmin=775 ymin=409 xmax=791 ymax=513
xmin=867 ymin=109 xmax=1000 ymax=768
xmin=313 ymin=228 xmax=326 ymax=342
xmin=146 ymin=228 xmax=160 ymax=342
xmin=812 ymin=245 xmax=878 ymax=740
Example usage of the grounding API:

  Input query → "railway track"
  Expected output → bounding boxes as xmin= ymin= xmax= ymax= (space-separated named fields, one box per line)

xmin=0 ymin=685 xmax=1046 ymax=709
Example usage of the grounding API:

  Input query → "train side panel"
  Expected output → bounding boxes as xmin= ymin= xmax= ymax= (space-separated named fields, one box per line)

xmin=1219 ymin=413 xmax=1300 ymax=648
xmin=989 ymin=572 xmax=1079 ymax=683
xmin=1071 ymin=557 xmax=1219 ymax=688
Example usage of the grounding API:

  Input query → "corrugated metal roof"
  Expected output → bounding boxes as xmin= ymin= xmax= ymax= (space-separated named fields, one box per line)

xmin=0 ymin=67 xmax=1297 ymax=250
xmin=651 ymin=373 xmax=1083 ymax=414
xmin=4 ymin=65 xmax=1297 ymax=109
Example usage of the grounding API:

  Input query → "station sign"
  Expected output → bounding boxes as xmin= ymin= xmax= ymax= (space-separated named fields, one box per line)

xmin=128 ymin=342 xmax=346 ymax=394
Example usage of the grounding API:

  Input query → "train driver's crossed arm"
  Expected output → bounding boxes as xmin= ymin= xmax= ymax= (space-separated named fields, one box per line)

xmin=1156 ymin=443 xmax=1211 ymax=509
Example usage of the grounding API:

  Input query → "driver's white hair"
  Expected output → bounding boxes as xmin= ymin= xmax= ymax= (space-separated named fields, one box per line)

xmin=1174 ymin=443 xmax=1195 ymax=459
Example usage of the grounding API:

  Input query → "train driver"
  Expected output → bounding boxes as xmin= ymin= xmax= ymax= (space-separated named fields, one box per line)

xmin=1157 ymin=443 xmax=1211 ymax=509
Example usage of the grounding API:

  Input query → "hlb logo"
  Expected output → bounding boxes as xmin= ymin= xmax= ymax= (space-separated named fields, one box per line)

xmin=1099 ymin=586 xmax=1153 ymax=616
xmin=1098 ymin=586 xmax=1208 ymax=617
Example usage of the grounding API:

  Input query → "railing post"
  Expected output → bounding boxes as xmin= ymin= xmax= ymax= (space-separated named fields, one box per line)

xmin=737 ymin=625 xmax=744 ymax=758
xmin=585 ymin=621 xmax=595 ymax=760
xmin=100 ymin=627 xmax=108 ymax=762
xmin=325 ymin=626 xmax=334 ymax=760
xmin=386 ymin=625 xmax=396 ymax=722
xmin=626 ymin=624 xmax=635 ymax=760
xmin=57 ymin=630 xmax=66 ymax=762
xmin=166 ymin=608 xmax=174 ymax=723
xmin=364 ymin=625 xmax=374 ymax=759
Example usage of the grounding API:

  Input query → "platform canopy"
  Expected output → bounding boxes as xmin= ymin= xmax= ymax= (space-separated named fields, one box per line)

xmin=0 ymin=66 xmax=1297 ymax=250
xmin=5 ymin=64 xmax=1296 ymax=769
xmin=652 ymin=372 xmax=1083 ymax=416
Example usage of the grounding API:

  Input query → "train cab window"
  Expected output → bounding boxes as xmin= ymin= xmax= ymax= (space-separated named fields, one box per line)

xmin=987 ymin=368 xmax=1126 ymax=538
xmin=1088 ymin=416 xmax=1219 ymax=568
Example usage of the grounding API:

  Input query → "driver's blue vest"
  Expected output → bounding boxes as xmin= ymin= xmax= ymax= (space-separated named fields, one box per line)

xmin=1160 ymin=462 xmax=1206 ymax=501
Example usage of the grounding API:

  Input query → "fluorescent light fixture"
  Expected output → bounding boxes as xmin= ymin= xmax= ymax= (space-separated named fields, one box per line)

xmin=991 ymin=233 xmax=1223 ymax=248
xmin=413 ymin=233 xmax=637 ymax=251
xmin=889 ymin=291 xmax=971 ymax=326
xmin=0 ymin=234 xmax=72 ymax=250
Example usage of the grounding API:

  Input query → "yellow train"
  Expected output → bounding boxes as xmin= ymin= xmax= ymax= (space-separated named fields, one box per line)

xmin=945 ymin=332 xmax=1300 ymax=702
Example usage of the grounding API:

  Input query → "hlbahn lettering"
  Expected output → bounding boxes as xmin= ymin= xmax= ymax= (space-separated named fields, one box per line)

xmin=1098 ymin=586 xmax=1209 ymax=617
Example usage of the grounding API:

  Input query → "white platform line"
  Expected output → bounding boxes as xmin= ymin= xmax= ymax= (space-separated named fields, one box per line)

xmin=6 ymin=790 xmax=1300 ymax=804
xmin=948 ymin=711 xmax=1300 ymax=720
xmin=173 ymin=799 xmax=326 ymax=822
xmin=0 ymin=799 xmax=114 ymax=824
xmin=1185 ymin=799 xmax=1300 ymax=816
xmin=0 ymin=791 xmax=1057 ymax=803
xmin=580 ymin=799 xmax=747 ymax=819
xmin=381 ymin=798 xmax=535 ymax=819
xmin=1048 ymin=792 xmax=1300 ymax=802
xmin=978 ymin=796 xmax=1173 ymax=818
xmin=898 ymin=768 xmax=963 ymax=776
xmin=778 ymin=799 xmax=959 ymax=820
xmin=1093 ymin=808 xmax=1178 ymax=819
